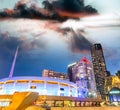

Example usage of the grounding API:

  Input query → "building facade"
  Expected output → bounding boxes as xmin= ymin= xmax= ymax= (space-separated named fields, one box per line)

xmin=42 ymin=69 xmax=68 ymax=80
xmin=91 ymin=43 xmax=108 ymax=99
xmin=72 ymin=57 xmax=96 ymax=98
xmin=67 ymin=62 xmax=77 ymax=82
xmin=0 ymin=76 xmax=77 ymax=97
xmin=105 ymin=75 xmax=120 ymax=102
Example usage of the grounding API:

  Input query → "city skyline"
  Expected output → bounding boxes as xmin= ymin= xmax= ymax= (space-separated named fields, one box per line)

xmin=0 ymin=0 xmax=120 ymax=78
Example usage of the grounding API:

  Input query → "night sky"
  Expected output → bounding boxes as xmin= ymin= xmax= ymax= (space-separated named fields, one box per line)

xmin=0 ymin=0 xmax=120 ymax=78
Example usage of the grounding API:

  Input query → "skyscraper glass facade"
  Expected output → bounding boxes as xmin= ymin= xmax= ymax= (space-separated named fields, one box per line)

xmin=91 ymin=44 xmax=108 ymax=99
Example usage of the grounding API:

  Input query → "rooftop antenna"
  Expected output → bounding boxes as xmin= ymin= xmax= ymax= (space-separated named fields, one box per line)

xmin=9 ymin=46 xmax=19 ymax=78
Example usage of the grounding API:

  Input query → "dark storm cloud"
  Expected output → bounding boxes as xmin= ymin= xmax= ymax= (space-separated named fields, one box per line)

xmin=0 ymin=33 xmax=22 ymax=57
xmin=0 ymin=33 xmax=47 ymax=56
xmin=0 ymin=2 xmax=65 ymax=21
xmin=48 ymin=0 xmax=97 ymax=13
xmin=67 ymin=29 xmax=92 ymax=53
xmin=0 ymin=0 xmax=97 ymax=20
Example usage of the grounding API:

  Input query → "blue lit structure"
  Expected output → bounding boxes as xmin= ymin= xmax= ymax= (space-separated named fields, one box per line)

xmin=0 ymin=47 xmax=98 ymax=101
xmin=72 ymin=57 xmax=97 ymax=98
xmin=0 ymin=76 xmax=78 ymax=97
xmin=108 ymin=87 xmax=120 ymax=102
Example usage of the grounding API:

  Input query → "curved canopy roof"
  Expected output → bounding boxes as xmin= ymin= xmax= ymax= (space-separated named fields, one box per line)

xmin=109 ymin=87 xmax=120 ymax=94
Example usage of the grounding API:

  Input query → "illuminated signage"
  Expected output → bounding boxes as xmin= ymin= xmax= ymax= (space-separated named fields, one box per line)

xmin=109 ymin=91 xmax=120 ymax=94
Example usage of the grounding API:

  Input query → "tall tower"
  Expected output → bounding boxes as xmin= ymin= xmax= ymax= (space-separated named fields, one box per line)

xmin=91 ymin=43 xmax=108 ymax=99
xmin=72 ymin=57 xmax=96 ymax=98
xmin=9 ymin=46 xmax=19 ymax=78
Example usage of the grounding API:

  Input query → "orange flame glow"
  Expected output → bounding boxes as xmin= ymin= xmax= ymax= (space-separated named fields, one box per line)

xmin=56 ymin=9 xmax=97 ymax=18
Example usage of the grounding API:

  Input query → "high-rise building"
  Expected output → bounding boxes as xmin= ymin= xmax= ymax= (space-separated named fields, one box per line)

xmin=67 ymin=62 xmax=77 ymax=82
xmin=72 ymin=57 xmax=96 ymax=98
xmin=91 ymin=43 xmax=108 ymax=99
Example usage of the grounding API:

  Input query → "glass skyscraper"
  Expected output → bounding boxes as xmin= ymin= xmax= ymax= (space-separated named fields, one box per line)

xmin=91 ymin=43 xmax=108 ymax=99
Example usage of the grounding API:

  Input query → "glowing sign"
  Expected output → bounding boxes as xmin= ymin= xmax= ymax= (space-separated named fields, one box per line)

xmin=109 ymin=91 xmax=120 ymax=94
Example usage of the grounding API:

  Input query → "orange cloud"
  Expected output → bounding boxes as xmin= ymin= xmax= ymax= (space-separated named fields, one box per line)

xmin=56 ymin=9 xmax=97 ymax=19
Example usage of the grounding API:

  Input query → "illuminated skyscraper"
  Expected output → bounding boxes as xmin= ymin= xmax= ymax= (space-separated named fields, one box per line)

xmin=72 ymin=57 xmax=96 ymax=98
xmin=91 ymin=43 xmax=108 ymax=99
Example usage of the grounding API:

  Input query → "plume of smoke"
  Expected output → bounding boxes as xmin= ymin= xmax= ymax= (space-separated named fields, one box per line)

xmin=61 ymin=28 xmax=92 ymax=54
xmin=0 ymin=0 xmax=97 ymax=20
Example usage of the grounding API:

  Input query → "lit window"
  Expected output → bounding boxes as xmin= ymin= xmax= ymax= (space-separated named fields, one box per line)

xmin=30 ymin=85 xmax=36 ymax=89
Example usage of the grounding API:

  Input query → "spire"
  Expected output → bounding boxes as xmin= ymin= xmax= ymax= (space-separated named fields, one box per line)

xmin=9 ymin=46 xmax=19 ymax=78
